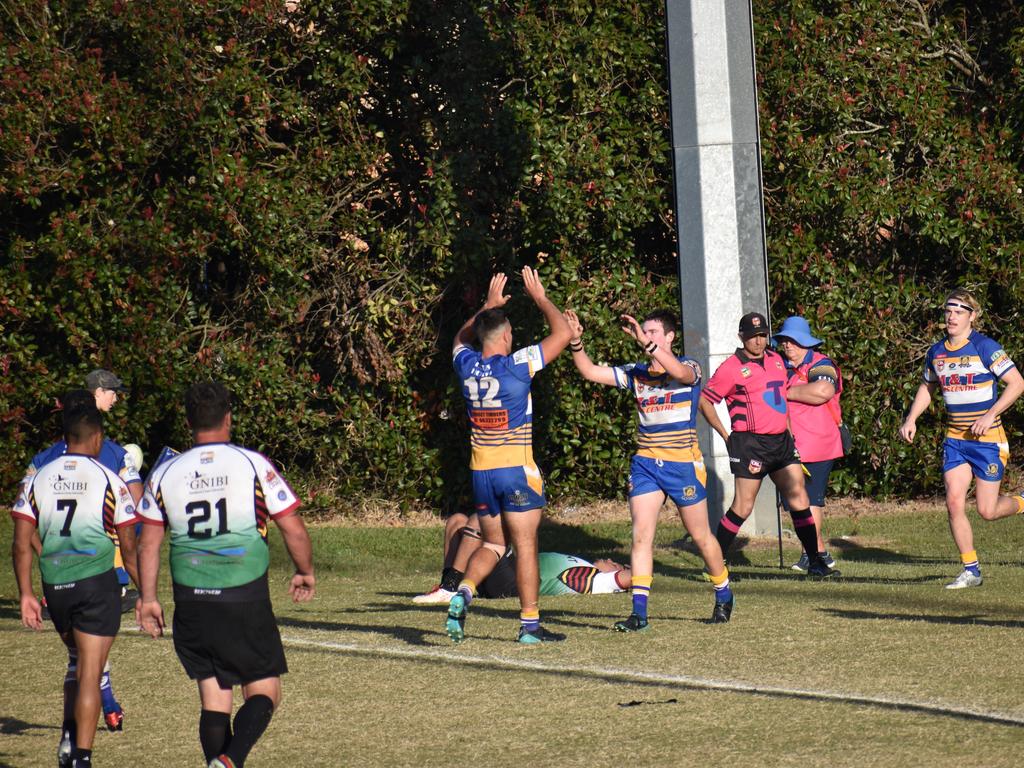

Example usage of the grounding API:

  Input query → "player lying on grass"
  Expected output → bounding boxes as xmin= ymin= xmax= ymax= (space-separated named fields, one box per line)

xmin=12 ymin=403 xmax=141 ymax=768
xmin=414 ymin=511 xmax=631 ymax=603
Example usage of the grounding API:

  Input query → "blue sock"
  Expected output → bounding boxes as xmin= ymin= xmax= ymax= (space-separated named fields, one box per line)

xmin=714 ymin=584 xmax=733 ymax=604
xmin=458 ymin=585 xmax=474 ymax=607
xmin=100 ymin=669 xmax=119 ymax=713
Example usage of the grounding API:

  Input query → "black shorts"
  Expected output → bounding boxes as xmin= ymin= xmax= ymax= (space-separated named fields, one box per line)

xmin=172 ymin=599 xmax=288 ymax=687
xmin=43 ymin=569 xmax=121 ymax=638
xmin=728 ymin=431 xmax=800 ymax=478
xmin=477 ymin=549 xmax=518 ymax=599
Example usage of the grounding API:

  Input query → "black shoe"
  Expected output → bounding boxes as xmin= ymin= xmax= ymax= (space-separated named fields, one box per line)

xmin=806 ymin=558 xmax=840 ymax=580
xmin=711 ymin=596 xmax=733 ymax=623
xmin=517 ymin=625 xmax=566 ymax=644
xmin=120 ymin=587 xmax=139 ymax=614
xmin=613 ymin=613 xmax=649 ymax=632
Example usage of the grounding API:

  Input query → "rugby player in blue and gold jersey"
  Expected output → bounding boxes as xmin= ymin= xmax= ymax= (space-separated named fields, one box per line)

xmin=563 ymin=308 xmax=733 ymax=629
xmin=447 ymin=267 xmax=572 ymax=644
xmin=900 ymin=290 xmax=1024 ymax=589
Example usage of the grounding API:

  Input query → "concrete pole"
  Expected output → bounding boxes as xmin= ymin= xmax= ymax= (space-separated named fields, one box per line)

xmin=664 ymin=0 xmax=780 ymax=536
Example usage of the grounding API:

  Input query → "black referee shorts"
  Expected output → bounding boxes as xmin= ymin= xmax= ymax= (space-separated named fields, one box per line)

xmin=43 ymin=569 xmax=121 ymax=638
xmin=728 ymin=431 xmax=800 ymax=479
xmin=172 ymin=599 xmax=288 ymax=688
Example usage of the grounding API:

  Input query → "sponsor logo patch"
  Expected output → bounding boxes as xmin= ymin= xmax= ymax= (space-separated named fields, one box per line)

xmin=64 ymin=461 xmax=77 ymax=471
xmin=740 ymin=367 xmax=751 ymax=378
xmin=507 ymin=490 xmax=529 ymax=507
xmin=142 ymin=498 xmax=151 ymax=510
xmin=200 ymin=451 xmax=215 ymax=464
xmin=277 ymin=490 xmax=288 ymax=501
xmin=125 ymin=504 xmax=135 ymax=515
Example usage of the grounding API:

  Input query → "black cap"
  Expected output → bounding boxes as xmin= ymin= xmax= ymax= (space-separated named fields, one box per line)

xmin=85 ymin=369 xmax=126 ymax=392
xmin=738 ymin=312 xmax=769 ymax=340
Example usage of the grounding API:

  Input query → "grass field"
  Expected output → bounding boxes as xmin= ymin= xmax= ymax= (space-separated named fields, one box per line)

xmin=3 ymin=502 xmax=1024 ymax=767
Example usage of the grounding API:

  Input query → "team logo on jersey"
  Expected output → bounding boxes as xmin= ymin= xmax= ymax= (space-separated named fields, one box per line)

xmin=187 ymin=472 xmax=228 ymax=491
xmin=141 ymin=498 xmax=151 ymax=510
xmin=64 ymin=461 xmax=77 ymax=470
xmin=200 ymin=451 xmax=214 ymax=464
xmin=507 ymin=490 xmax=529 ymax=506
xmin=740 ymin=367 xmax=751 ymax=378
xmin=277 ymin=490 xmax=287 ymax=501
xmin=748 ymin=459 xmax=763 ymax=474
xmin=51 ymin=475 xmax=86 ymax=493
xmin=14 ymin=497 xmax=25 ymax=508
xmin=125 ymin=504 xmax=135 ymax=515
xmin=683 ymin=486 xmax=696 ymax=499
xmin=987 ymin=463 xmax=999 ymax=476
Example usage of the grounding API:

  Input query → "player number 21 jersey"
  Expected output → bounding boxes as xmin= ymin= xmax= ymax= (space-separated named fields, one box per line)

xmin=139 ymin=443 xmax=300 ymax=590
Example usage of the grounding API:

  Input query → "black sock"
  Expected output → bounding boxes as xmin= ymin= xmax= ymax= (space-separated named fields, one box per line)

xmin=62 ymin=719 xmax=76 ymax=747
xmin=226 ymin=695 xmax=275 ymax=766
xmin=788 ymin=507 xmax=819 ymax=560
xmin=199 ymin=709 xmax=233 ymax=762
xmin=71 ymin=747 xmax=92 ymax=766
xmin=440 ymin=567 xmax=464 ymax=592
xmin=715 ymin=509 xmax=746 ymax=557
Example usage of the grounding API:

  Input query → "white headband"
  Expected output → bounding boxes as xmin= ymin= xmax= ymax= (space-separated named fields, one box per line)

xmin=945 ymin=301 xmax=974 ymax=313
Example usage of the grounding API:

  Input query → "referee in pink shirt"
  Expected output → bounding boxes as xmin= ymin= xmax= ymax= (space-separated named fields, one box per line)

xmin=698 ymin=313 xmax=838 ymax=579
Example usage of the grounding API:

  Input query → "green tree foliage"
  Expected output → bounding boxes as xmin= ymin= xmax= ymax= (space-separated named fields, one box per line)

xmin=758 ymin=0 xmax=1024 ymax=494
xmin=2 ymin=0 xmax=1024 ymax=508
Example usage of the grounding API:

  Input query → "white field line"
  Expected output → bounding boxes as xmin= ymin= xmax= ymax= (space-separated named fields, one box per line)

xmin=280 ymin=633 xmax=1024 ymax=727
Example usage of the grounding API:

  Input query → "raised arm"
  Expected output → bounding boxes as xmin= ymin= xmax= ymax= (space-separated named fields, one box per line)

xmin=276 ymin=513 xmax=316 ymax=602
xmin=563 ymin=310 xmax=618 ymax=386
xmin=899 ymin=381 xmax=936 ymax=443
xmin=453 ymin=273 xmax=510 ymax=352
xmin=522 ymin=266 xmax=572 ymax=363
xmin=620 ymin=314 xmax=696 ymax=384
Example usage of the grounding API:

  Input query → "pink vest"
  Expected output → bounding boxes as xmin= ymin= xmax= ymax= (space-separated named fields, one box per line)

xmin=787 ymin=351 xmax=843 ymax=462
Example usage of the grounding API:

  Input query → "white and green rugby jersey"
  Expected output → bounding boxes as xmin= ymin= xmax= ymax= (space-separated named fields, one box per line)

xmin=139 ymin=442 xmax=300 ymax=590
xmin=12 ymin=454 xmax=138 ymax=585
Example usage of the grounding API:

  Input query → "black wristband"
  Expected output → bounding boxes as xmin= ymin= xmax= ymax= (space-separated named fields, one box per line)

xmin=645 ymin=341 xmax=658 ymax=355
xmin=569 ymin=340 xmax=584 ymax=352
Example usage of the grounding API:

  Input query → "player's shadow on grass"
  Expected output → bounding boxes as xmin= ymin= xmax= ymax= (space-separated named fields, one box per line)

xmin=0 ymin=600 xmax=22 ymax=621
xmin=0 ymin=717 xmax=58 ymax=736
xmin=276 ymin=614 xmax=444 ymax=647
xmin=347 ymin=599 xmax=637 ymax=632
xmin=821 ymin=607 xmax=1024 ymax=629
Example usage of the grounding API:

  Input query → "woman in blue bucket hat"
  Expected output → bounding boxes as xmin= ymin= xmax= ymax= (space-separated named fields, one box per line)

xmin=773 ymin=316 xmax=845 ymax=574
